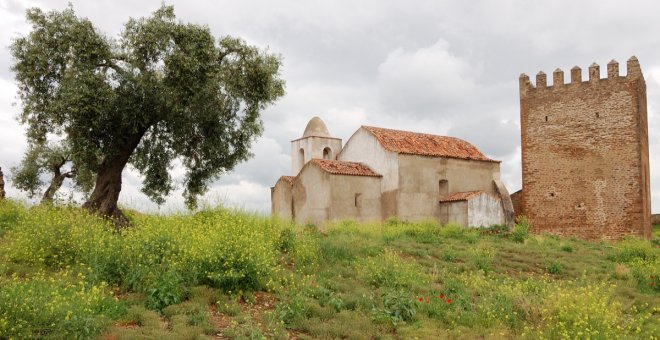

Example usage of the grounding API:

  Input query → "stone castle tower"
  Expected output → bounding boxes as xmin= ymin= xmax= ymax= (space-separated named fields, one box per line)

xmin=519 ymin=56 xmax=651 ymax=240
xmin=290 ymin=117 xmax=342 ymax=175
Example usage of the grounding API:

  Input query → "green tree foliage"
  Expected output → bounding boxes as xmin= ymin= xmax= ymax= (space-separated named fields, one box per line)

xmin=10 ymin=5 xmax=285 ymax=225
xmin=11 ymin=141 xmax=93 ymax=203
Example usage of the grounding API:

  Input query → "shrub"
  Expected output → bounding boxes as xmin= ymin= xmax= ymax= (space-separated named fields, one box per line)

xmin=439 ymin=224 xmax=472 ymax=240
xmin=545 ymin=261 xmax=563 ymax=275
xmin=613 ymin=264 xmax=631 ymax=280
xmin=511 ymin=216 xmax=531 ymax=243
xmin=609 ymin=238 xmax=656 ymax=263
xmin=470 ymin=244 xmax=496 ymax=273
xmin=277 ymin=228 xmax=296 ymax=253
xmin=289 ymin=230 xmax=320 ymax=270
xmin=358 ymin=250 xmax=422 ymax=288
xmin=528 ymin=282 xmax=649 ymax=339
xmin=627 ymin=258 xmax=659 ymax=292
xmin=0 ymin=200 xmax=25 ymax=236
xmin=276 ymin=294 xmax=310 ymax=325
xmin=371 ymin=290 xmax=417 ymax=326
xmin=4 ymin=205 xmax=115 ymax=269
xmin=560 ymin=243 xmax=573 ymax=252
xmin=2 ymin=205 xmax=286 ymax=299
xmin=480 ymin=224 xmax=510 ymax=235
xmin=145 ymin=270 xmax=187 ymax=311
xmin=442 ymin=250 xmax=458 ymax=262
xmin=0 ymin=272 xmax=124 ymax=339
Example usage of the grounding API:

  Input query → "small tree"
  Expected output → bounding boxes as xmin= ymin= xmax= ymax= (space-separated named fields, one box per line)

xmin=11 ymin=5 xmax=285 ymax=225
xmin=11 ymin=141 xmax=93 ymax=203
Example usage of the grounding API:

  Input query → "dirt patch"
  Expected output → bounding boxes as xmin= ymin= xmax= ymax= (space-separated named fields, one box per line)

xmin=207 ymin=305 xmax=232 ymax=339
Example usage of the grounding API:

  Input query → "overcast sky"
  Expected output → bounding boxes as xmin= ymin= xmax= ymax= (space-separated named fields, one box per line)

xmin=1 ymin=0 xmax=659 ymax=214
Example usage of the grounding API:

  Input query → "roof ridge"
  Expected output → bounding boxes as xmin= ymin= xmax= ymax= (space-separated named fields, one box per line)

xmin=439 ymin=190 xmax=501 ymax=203
xmin=360 ymin=125 xmax=498 ymax=163
xmin=310 ymin=158 xmax=382 ymax=177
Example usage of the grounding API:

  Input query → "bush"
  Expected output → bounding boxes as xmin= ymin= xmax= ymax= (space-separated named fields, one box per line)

xmin=2 ymin=205 xmax=287 ymax=303
xmin=511 ymin=216 xmax=531 ymax=243
xmin=613 ymin=264 xmax=631 ymax=280
xmin=0 ymin=272 xmax=124 ymax=339
xmin=145 ymin=270 xmax=187 ymax=310
xmin=560 ymin=243 xmax=573 ymax=252
xmin=276 ymin=294 xmax=310 ymax=325
xmin=470 ymin=244 xmax=496 ymax=273
xmin=277 ymin=228 xmax=296 ymax=253
xmin=627 ymin=258 xmax=659 ymax=292
xmin=527 ymin=282 xmax=649 ymax=339
xmin=289 ymin=230 xmax=320 ymax=270
xmin=609 ymin=238 xmax=656 ymax=263
xmin=371 ymin=290 xmax=417 ymax=326
xmin=545 ymin=261 xmax=563 ymax=275
xmin=358 ymin=250 xmax=422 ymax=288
xmin=0 ymin=200 xmax=25 ymax=236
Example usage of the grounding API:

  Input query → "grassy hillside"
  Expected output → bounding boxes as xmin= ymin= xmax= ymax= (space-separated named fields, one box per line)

xmin=0 ymin=200 xmax=658 ymax=339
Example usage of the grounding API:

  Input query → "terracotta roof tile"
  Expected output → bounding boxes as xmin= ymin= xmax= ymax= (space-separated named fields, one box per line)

xmin=362 ymin=126 xmax=498 ymax=162
xmin=439 ymin=190 xmax=492 ymax=203
xmin=278 ymin=176 xmax=295 ymax=185
xmin=311 ymin=159 xmax=382 ymax=177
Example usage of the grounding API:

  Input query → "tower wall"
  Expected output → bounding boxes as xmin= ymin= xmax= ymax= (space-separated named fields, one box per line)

xmin=291 ymin=136 xmax=342 ymax=175
xmin=519 ymin=57 xmax=651 ymax=240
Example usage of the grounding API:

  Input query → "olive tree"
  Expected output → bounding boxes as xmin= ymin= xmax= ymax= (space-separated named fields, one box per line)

xmin=11 ymin=5 xmax=285 ymax=225
xmin=11 ymin=141 xmax=93 ymax=203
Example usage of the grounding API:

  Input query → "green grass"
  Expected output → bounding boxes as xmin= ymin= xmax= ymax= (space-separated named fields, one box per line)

xmin=0 ymin=199 xmax=658 ymax=339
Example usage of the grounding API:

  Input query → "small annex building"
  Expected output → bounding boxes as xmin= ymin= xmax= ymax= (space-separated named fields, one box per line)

xmin=271 ymin=117 xmax=514 ymax=227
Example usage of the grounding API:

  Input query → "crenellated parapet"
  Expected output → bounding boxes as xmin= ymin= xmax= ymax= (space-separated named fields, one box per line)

xmin=518 ymin=55 xmax=651 ymax=240
xmin=519 ymin=56 xmax=644 ymax=97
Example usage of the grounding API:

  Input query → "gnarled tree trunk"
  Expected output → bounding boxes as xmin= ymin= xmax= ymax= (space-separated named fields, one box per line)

xmin=41 ymin=172 xmax=74 ymax=203
xmin=0 ymin=166 xmax=5 ymax=200
xmin=41 ymin=158 xmax=73 ymax=204
xmin=83 ymin=131 xmax=145 ymax=228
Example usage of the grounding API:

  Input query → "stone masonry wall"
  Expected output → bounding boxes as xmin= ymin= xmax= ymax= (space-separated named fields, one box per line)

xmin=519 ymin=57 xmax=651 ymax=240
xmin=510 ymin=189 xmax=523 ymax=217
xmin=652 ymin=214 xmax=660 ymax=225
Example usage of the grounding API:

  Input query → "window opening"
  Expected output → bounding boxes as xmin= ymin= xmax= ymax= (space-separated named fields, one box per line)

xmin=298 ymin=148 xmax=305 ymax=170
xmin=438 ymin=179 xmax=449 ymax=197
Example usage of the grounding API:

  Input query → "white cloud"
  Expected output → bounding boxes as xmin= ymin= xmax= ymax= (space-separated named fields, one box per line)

xmin=1 ymin=0 xmax=660 ymax=213
xmin=377 ymin=39 xmax=476 ymax=115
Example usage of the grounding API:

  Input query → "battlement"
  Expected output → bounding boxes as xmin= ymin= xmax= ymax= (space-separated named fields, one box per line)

xmin=519 ymin=56 xmax=651 ymax=240
xmin=519 ymin=56 xmax=643 ymax=96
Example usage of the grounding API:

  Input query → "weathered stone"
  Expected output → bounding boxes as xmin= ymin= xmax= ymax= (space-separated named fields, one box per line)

xmin=651 ymin=214 xmax=660 ymax=225
xmin=493 ymin=179 xmax=515 ymax=226
xmin=519 ymin=56 xmax=651 ymax=240
xmin=273 ymin=117 xmax=511 ymax=227
xmin=510 ymin=189 xmax=523 ymax=217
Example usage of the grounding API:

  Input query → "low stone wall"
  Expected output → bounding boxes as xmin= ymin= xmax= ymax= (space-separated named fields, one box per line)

xmin=652 ymin=214 xmax=660 ymax=225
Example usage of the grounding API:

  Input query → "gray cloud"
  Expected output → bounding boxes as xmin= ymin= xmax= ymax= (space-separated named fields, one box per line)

xmin=1 ymin=0 xmax=659 ymax=213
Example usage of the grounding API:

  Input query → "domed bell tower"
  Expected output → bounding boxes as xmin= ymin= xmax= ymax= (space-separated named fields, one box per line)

xmin=291 ymin=117 xmax=343 ymax=175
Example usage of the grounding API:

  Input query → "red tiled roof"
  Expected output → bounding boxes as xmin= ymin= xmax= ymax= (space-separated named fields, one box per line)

xmin=311 ymin=159 xmax=382 ymax=177
xmin=278 ymin=176 xmax=295 ymax=185
xmin=439 ymin=190 xmax=490 ymax=203
xmin=362 ymin=126 xmax=498 ymax=162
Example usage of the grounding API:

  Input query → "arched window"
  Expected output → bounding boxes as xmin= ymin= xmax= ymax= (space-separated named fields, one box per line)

xmin=298 ymin=148 xmax=305 ymax=170
xmin=323 ymin=147 xmax=332 ymax=159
